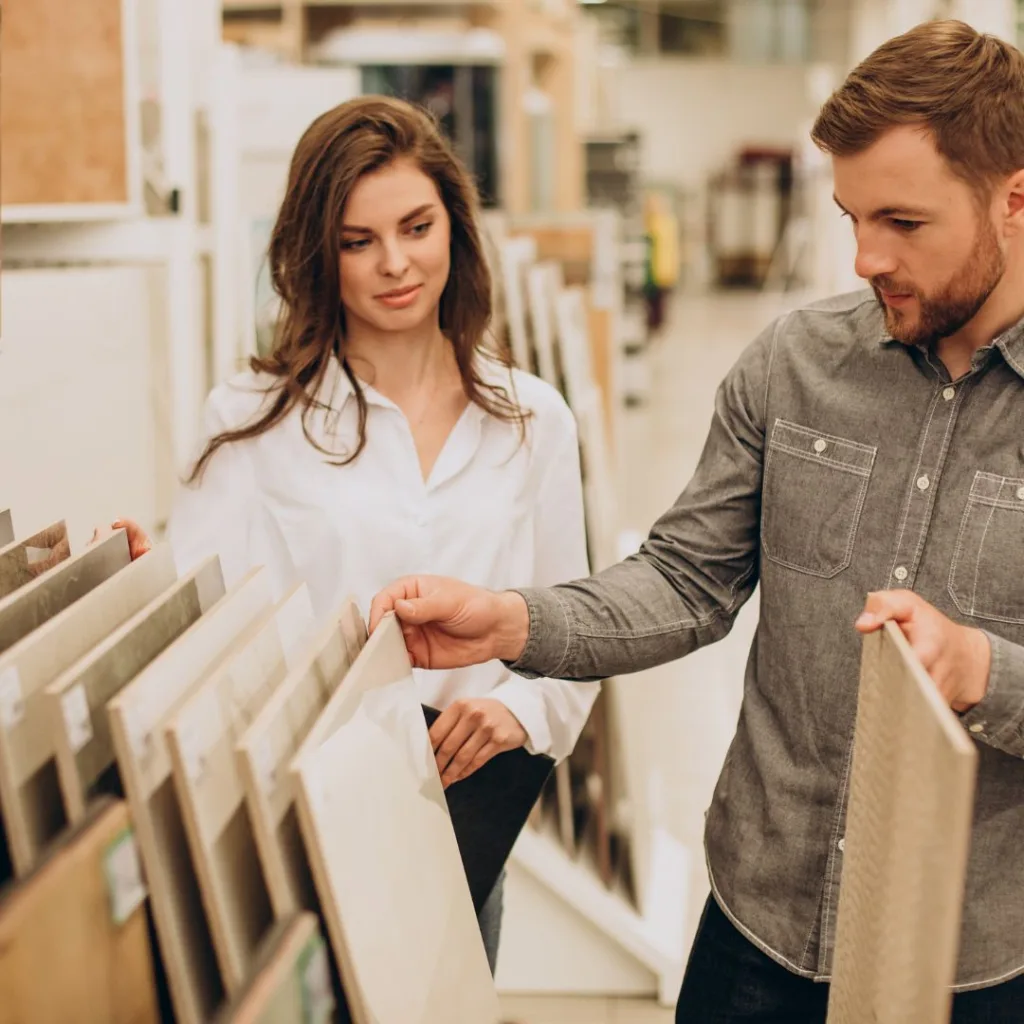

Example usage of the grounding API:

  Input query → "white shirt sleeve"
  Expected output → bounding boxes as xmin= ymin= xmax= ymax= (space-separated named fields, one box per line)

xmin=488 ymin=406 xmax=601 ymax=762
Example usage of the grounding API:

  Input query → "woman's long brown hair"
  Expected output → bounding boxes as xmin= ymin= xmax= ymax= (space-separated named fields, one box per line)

xmin=187 ymin=95 xmax=526 ymax=482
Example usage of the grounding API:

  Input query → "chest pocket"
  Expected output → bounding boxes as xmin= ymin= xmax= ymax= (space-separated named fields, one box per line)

xmin=761 ymin=419 xmax=877 ymax=579
xmin=949 ymin=473 xmax=1024 ymax=624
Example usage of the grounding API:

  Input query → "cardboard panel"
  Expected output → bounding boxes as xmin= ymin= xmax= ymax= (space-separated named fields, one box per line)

xmin=0 ymin=513 xmax=12 ymax=547
xmin=236 ymin=596 xmax=363 ymax=919
xmin=166 ymin=584 xmax=314 ymax=993
xmin=45 ymin=555 xmax=224 ymax=825
xmin=0 ymin=535 xmax=168 ymax=877
xmin=212 ymin=914 xmax=335 ymax=1024
xmin=108 ymin=567 xmax=274 ymax=1024
xmin=0 ymin=798 xmax=160 ymax=1024
xmin=827 ymin=622 xmax=978 ymax=1024
xmin=0 ymin=520 xmax=69 ymax=603
xmin=291 ymin=615 xmax=500 ymax=1024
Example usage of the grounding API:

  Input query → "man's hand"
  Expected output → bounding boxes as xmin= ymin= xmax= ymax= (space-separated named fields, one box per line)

xmin=90 ymin=518 xmax=152 ymax=560
xmin=369 ymin=575 xmax=530 ymax=670
xmin=429 ymin=698 xmax=527 ymax=788
xmin=855 ymin=590 xmax=991 ymax=711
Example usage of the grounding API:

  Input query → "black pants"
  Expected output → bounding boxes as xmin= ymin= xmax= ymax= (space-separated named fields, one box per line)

xmin=676 ymin=895 xmax=1024 ymax=1023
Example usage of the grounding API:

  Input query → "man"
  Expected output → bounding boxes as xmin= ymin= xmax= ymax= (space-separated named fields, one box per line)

xmin=372 ymin=20 xmax=1024 ymax=1023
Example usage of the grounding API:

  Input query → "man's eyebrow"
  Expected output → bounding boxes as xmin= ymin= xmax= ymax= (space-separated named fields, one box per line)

xmin=832 ymin=194 xmax=932 ymax=219
xmin=342 ymin=203 xmax=437 ymax=234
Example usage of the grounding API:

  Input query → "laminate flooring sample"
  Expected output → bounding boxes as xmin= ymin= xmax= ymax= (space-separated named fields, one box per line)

xmin=45 ymin=554 xmax=224 ymax=826
xmin=0 ymin=521 xmax=69 ymax=600
xmin=108 ymin=566 xmax=274 ymax=1024
xmin=166 ymin=583 xmax=314 ymax=994
xmin=827 ymin=622 xmax=978 ymax=1024
xmin=0 ymin=512 xmax=13 ymax=548
xmin=0 ymin=797 xmax=160 ymax=1024
xmin=211 ymin=913 xmax=335 ymax=1024
xmin=0 ymin=536 xmax=172 ymax=877
xmin=236 ymin=596 xmax=365 ymax=918
xmin=291 ymin=614 xmax=500 ymax=1024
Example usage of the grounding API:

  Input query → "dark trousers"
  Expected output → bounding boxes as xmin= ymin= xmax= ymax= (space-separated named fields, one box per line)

xmin=676 ymin=895 xmax=1024 ymax=1023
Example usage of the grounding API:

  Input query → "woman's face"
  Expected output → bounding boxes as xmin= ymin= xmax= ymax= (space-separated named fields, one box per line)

xmin=338 ymin=157 xmax=452 ymax=336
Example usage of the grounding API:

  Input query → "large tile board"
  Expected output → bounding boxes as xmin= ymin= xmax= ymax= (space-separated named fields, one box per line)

xmin=166 ymin=583 xmax=314 ymax=993
xmin=0 ymin=520 xmax=70 ymax=610
xmin=108 ymin=567 xmax=274 ymax=1024
xmin=0 ymin=534 xmax=167 ymax=876
xmin=0 ymin=797 xmax=159 ymax=1024
xmin=45 ymin=554 xmax=224 ymax=825
xmin=236 ymin=596 xmax=365 ymax=919
xmin=291 ymin=614 xmax=500 ymax=1024
xmin=827 ymin=622 xmax=978 ymax=1024
xmin=0 ymin=512 xmax=12 ymax=547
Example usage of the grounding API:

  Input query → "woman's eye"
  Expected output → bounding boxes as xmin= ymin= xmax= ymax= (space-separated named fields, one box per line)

xmin=342 ymin=238 xmax=370 ymax=251
xmin=408 ymin=221 xmax=432 ymax=236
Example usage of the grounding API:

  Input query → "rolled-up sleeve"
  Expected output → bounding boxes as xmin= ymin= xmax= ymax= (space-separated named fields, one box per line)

xmin=960 ymin=631 xmax=1024 ymax=759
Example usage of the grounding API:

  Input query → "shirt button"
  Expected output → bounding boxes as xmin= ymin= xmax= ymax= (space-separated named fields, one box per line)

xmin=916 ymin=475 xmax=930 ymax=491
xmin=813 ymin=439 xmax=827 ymax=454
xmin=942 ymin=386 xmax=956 ymax=401
xmin=838 ymin=837 xmax=846 ymax=852
xmin=969 ymin=723 xmax=985 ymax=734
xmin=893 ymin=566 xmax=909 ymax=582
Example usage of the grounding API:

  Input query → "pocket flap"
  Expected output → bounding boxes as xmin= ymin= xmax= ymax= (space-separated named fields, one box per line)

xmin=769 ymin=419 xmax=876 ymax=476
xmin=969 ymin=472 xmax=1024 ymax=508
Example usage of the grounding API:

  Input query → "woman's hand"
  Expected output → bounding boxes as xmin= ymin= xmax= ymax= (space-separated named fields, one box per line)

xmin=90 ymin=518 xmax=153 ymax=560
xmin=429 ymin=698 xmax=527 ymax=788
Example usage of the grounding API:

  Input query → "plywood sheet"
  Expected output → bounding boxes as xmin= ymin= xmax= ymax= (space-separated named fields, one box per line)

xmin=45 ymin=555 xmax=224 ymax=826
xmin=0 ymin=520 xmax=69 ymax=603
xmin=0 ymin=535 xmax=169 ymax=877
xmin=1 ymin=0 xmax=129 ymax=206
xmin=291 ymin=614 xmax=500 ymax=1024
xmin=827 ymin=622 xmax=978 ymax=1024
xmin=0 ymin=797 xmax=160 ymax=1024
xmin=108 ymin=567 xmax=274 ymax=1024
xmin=0 ymin=512 xmax=13 ymax=548
xmin=167 ymin=584 xmax=314 ymax=993
xmin=212 ymin=913 xmax=335 ymax=1024
xmin=236 ymin=595 xmax=363 ymax=919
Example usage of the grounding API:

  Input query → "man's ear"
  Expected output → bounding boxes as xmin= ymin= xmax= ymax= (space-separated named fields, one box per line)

xmin=1002 ymin=169 xmax=1024 ymax=232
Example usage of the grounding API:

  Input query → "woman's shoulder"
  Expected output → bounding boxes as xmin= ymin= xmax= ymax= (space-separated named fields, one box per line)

xmin=477 ymin=352 xmax=576 ymax=438
xmin=203 ymin=367 xmax=283 ymax=432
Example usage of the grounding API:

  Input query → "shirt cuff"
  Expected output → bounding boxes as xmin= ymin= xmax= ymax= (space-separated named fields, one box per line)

xmin=488 ymin=677 xmax=552 ymax=758
xmin=503 ymin=586 xmax=573 ymax=679
xmin=959 ymin=631 xmax=1024 ymax=757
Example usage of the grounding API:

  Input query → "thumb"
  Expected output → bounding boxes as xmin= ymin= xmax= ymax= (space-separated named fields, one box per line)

xmin=394 ymin=592 xmax=457 ymax=626
xmin=856 ymin=589 xmax=919 ymax=632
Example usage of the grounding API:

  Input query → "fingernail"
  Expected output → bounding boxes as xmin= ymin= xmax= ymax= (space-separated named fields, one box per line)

xmin=855 ymin=613 xmax=873 ymax=628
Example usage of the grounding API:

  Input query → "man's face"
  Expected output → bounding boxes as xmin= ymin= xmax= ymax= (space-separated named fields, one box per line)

xmin=832 ymin=126 xmax=1006 ymax=347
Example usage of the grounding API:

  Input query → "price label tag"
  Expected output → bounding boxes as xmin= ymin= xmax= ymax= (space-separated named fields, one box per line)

xmin=103 ymin=828 xmax=148 ymax=925
xmin=61 ymin=685 xmax=93 ymax=753
xmin=0 ymin=666 xmax=24 ymax=729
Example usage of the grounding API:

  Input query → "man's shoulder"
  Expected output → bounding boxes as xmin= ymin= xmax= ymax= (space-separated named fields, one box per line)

xmin=776 ymin=289 xmax=884 ymax=347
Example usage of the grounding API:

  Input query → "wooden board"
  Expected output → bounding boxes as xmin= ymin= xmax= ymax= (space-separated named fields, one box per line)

xmin=1 ymin=0 xmax=130 ymax=208
xmin=499 ymin=237 xmax=537 ymax=374
xmin=0 ymin=520 xmax=69 ymax=602
xmin=236 ymin=595 xmax=365 ymax=919
xmin=0 ymin=797 xmax=160 ymax=1024
xmin=291 ymin=614 xmax=500 ymax=1024
xmin=526 ymin=261 xmax=563 ymax=392
xmin=166 ymin=583 xmax=314 ymax=994
xmin=0 ymin=534 xmax=167 ymax=877
xmin=45 ymin=554 xmax=224 ymax=826
xmin=0 ymin=512 xmax=12 ymax=548
xmin=212 ymin=913 xmax=335 ymax=1024
xmin=827 ymin=622 xmax=978 ymax=1024
xmin=107 ymin=567 xmax=274 ymax=1024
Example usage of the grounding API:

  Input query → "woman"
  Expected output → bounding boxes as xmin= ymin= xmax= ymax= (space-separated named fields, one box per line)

xmin=110 ymin=96 xmax=597 ymax=972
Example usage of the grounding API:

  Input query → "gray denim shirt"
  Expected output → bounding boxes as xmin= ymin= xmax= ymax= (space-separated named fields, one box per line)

xmin=511 ymin=290 xmax=1024 ymax=991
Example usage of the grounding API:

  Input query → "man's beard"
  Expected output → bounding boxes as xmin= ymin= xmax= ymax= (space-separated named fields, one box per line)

xmin=872 ymin=218 xmax=1005 ymax=348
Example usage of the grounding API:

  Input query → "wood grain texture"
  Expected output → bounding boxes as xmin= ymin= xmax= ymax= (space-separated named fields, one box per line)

xmin=0 ymin=798 xmax=160 ymax=1024
xmin=0 ymin=513 xmax=13 ymax=548
xmin=0 ymin=0 xmax=129 ymax=206
xmin=827 ymin=622 xmax=978 ymax=1024
xmin=0 ymin=521 xmax=69 ymax=604
xmin=108 ymin=567 xmax=274 ymax=1024
xmin=236 ymin=595 xmax=363 ymax=919
xmin=45 ymin=555 xmax=224 ymax=826
xmin=0 ymin=533 xmax=161 ymax=877
xmin=291 ymin=614 xmax=500 ymax=1024
xmin=166 ymin=583 xmax=313 ymax=994
xmin=211 ymin=913 xmax=335 ymax=1024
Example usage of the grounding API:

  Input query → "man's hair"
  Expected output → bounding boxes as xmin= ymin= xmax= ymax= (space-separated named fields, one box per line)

xmin=812 ymin=20 xmax=1024 ymax=193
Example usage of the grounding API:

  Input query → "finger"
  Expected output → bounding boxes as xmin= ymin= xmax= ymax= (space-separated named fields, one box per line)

xmin=450 ymin=742 xmax=500 ymax=786
xmin=394 ymin=591 xmax=460 ymax=627
xmin=369 ymin=578 xmax=423 ymax=633
xmin=442 ymin=730 xmax=492 ymax=788
xmin=428 ymin=702 xmax=464 ymax=751
xmin=435 ymin=710 xmax=479 ymax=778
xmin=855 ymin=589 xmax=920 ymax=632
xmin=112 ymin=519 xmax=152 ymax=560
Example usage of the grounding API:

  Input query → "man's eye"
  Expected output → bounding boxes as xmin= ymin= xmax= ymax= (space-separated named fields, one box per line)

xmin=892 ymin=219 xmax=921 ymax=232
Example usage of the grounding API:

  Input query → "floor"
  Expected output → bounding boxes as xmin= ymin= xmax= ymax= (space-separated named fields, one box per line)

xmin=497 ymin=287 xmax=823 ymax=1023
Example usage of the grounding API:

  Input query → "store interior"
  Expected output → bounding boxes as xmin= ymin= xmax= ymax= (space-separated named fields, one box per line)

xmin=0 ymin=2 xmax=1020 ymax=1022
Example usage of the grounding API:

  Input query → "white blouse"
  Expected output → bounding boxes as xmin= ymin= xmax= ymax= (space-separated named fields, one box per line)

xmin=166 ymin=352 xmax=599 ymax=762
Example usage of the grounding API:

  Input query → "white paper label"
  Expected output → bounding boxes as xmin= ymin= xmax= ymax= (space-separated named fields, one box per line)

xmin=0 ymin=666 xmax=24 ymax=729
xmin=180 ymin=689 xmax=223 ymax=782
xmin=61 ymin=685 xmax=93 ymax=753
xmin=254 ymin=736 xmax=278 ymax=797
xmin=104 ymin=828 xmax=148 ymax=925
xmin=121 ymin=703 xmax=150 ymax=763
xmin=299 ymin=934 xmax=335 ymax=1024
